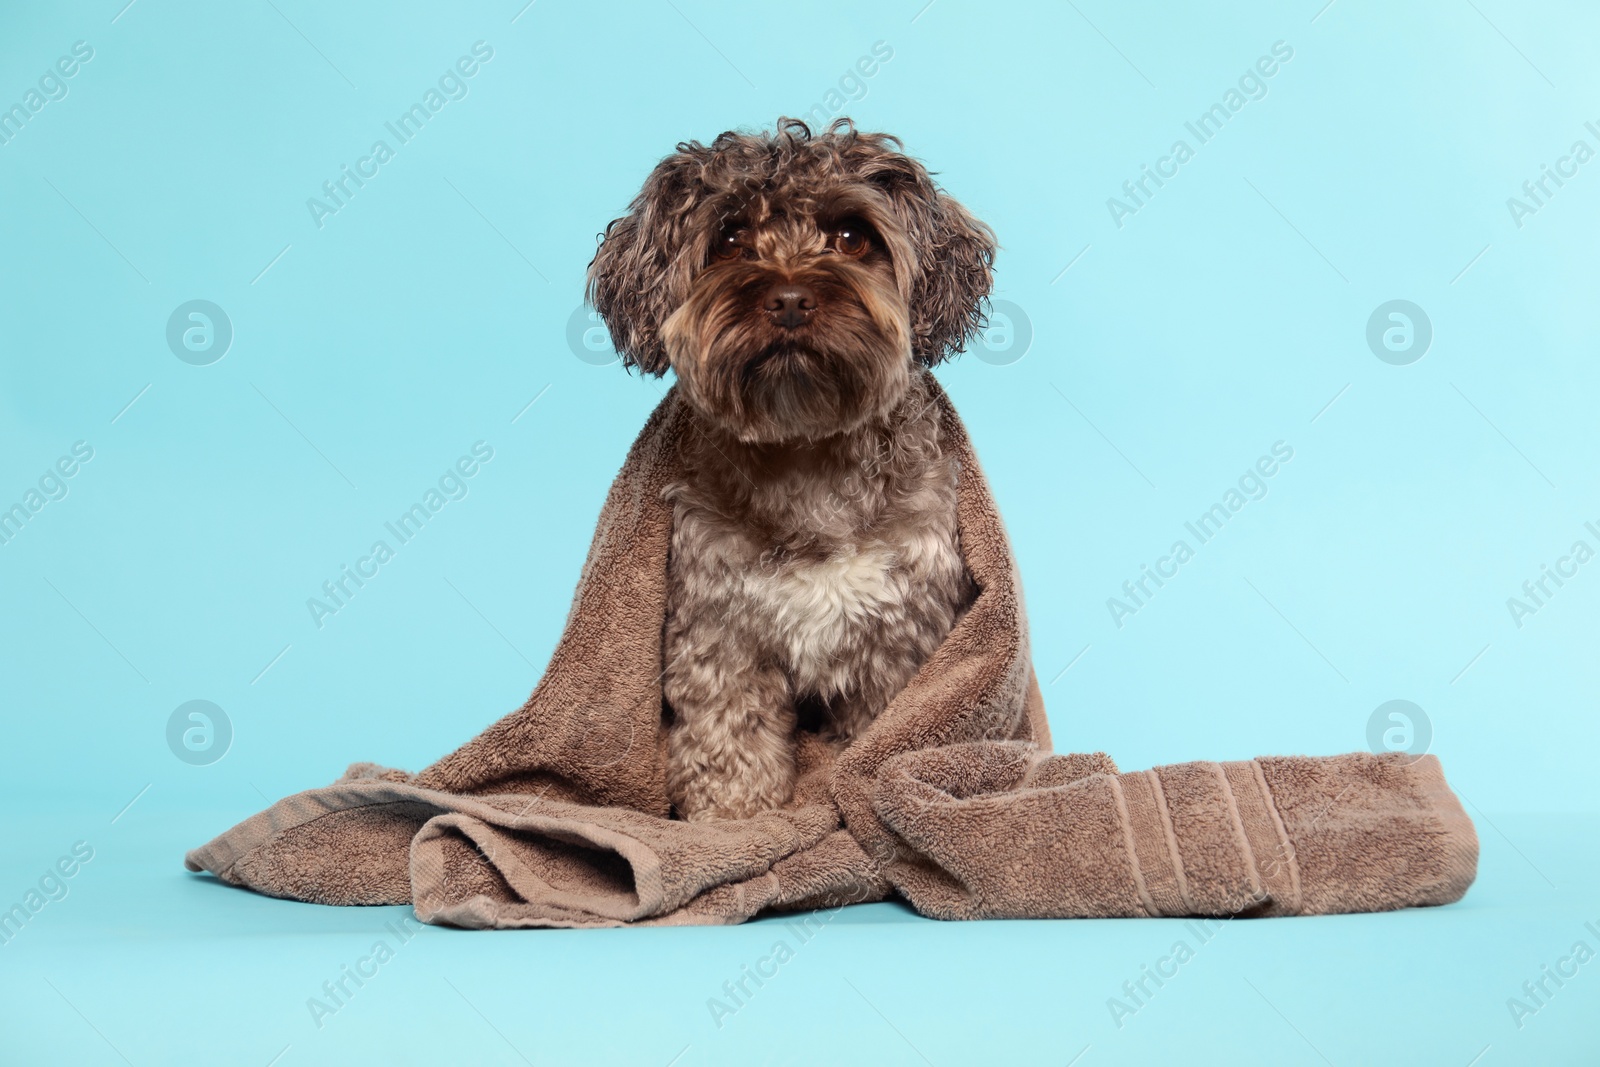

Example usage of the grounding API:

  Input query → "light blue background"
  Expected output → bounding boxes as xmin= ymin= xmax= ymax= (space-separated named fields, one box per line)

xmin=1 ymin=0 xmax=1596 ymax=1063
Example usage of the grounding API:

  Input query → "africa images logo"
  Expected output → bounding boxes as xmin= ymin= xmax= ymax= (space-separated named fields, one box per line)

xmin=306 ymin=41 xmax=495 ymax=229
xmin=1106 ymin=40 xmax=1294 ymax=229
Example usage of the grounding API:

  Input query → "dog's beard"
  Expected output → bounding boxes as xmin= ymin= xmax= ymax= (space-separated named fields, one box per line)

xmin=662 ymin=264 xmax=912 ymax=444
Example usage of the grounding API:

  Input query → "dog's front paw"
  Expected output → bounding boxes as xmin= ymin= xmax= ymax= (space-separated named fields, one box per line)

xmin=672 ymin=773 xmax=794 ymax=822
xmin=667 ymin=746 xmax=796 ymax=822
xmin=676 ymin=794 xmax=777 ymax=823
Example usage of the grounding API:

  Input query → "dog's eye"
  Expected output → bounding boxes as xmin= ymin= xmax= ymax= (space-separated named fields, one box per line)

xmin=830 ymin=223 xmax=872 ymax=257
xmin=712 ymin=228 xmax=749 ymax=262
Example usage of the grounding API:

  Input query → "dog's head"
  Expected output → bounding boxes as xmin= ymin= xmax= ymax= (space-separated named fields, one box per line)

xmin=586 ymin=118 xmax=995 ymax=443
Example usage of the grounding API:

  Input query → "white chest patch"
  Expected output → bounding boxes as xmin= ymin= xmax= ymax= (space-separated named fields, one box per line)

xmin=741 ymin=542 xmax=903 ymax=693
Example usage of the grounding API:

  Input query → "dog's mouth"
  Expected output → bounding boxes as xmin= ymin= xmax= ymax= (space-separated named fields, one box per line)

xmin=741 ymin=342 xmax=818 ymax=381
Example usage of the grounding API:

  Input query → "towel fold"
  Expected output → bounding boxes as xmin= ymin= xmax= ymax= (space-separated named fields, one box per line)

xmin=874 ymin=743 xmax=1477 ymax=919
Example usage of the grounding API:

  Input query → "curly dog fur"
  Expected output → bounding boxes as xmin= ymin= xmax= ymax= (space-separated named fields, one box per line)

xmin=587 ymin=118 xmax=996 ymax=820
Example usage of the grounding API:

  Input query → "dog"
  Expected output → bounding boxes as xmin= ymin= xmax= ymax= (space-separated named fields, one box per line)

xmin=586 ymin=118 xmax=997 ymax=821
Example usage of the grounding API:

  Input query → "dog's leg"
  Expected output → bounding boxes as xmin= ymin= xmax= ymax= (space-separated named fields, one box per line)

xmin=664 ymin=634 xmax=796 ymax=821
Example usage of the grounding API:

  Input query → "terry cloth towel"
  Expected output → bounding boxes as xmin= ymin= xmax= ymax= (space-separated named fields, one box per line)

xmin=186 ymin=382 xmax=1478 ymax=927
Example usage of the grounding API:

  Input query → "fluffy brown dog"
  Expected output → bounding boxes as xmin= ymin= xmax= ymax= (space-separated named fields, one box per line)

xmin=587 ymin=118 xmax=996 ymax=820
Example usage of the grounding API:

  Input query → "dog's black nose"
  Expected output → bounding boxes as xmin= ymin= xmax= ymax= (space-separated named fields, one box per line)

xmin=763 ymin=283 xmax=816 ymax=328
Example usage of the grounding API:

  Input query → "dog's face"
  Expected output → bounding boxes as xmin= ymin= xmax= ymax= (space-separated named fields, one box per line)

xmin=587 ymin=119 xmax=996 ymax=443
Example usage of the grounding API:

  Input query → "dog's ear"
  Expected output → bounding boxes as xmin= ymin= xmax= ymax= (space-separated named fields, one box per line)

xmin=586 ymin=148 xmax=707 ymax=376
xmin=860 ymin=148 xmax=997 ymax=366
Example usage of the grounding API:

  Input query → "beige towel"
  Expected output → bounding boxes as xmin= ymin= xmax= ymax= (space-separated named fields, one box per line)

xmin=186 ymin=383 xmax=1477 ymax=926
